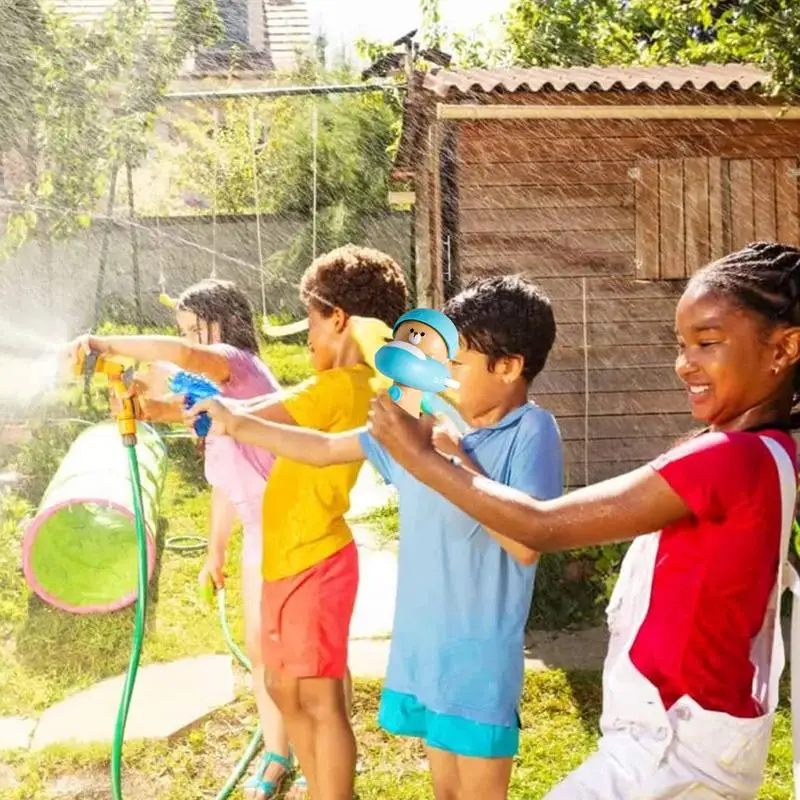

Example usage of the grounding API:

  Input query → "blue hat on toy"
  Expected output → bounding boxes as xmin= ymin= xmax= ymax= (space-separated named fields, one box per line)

xmin=392 ymin=309 xmax=459 ymax=360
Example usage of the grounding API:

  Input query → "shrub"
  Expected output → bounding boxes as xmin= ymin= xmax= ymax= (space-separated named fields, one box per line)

xmin=529 ymin=543 xmax=629 ymax=630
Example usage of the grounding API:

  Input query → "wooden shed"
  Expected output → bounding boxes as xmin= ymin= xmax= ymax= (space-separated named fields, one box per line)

xmin=394 ymin=64 xmax=800 ymax=487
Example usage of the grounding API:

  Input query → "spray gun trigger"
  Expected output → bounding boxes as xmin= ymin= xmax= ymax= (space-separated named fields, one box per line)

xmin=122 ymin=367 xmax=136 ymax=392
xmin=83 ymin=351 xmax=99 ymax=394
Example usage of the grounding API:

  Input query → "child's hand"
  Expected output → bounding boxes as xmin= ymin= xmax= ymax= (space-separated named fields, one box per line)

xmin=199 ymin=550 xmax=225 ymax=590
xmin=60 ymin=334 xmax=92 ymax=382
xmin=138 ymin=362 xmax=177 ymax=396
xmin=368 ymin=393 xmax=437 ymax=466
xmin=431 ymin=415 xmax=465 ymax=460
xmin=186 ymin=397 xmax=239 ymax=436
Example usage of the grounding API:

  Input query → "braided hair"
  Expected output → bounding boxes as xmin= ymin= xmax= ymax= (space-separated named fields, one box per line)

xmin=688 ymin=241 xmax=800 ymax=428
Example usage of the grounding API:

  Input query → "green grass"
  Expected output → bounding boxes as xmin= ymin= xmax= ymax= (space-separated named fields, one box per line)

xmin=0 ymin=672 xmax=796 ymax=799
xmin=259 ymin=341 xmax=312 ymax=387
xmin=354 ymin=498 xmax=399 ymax=548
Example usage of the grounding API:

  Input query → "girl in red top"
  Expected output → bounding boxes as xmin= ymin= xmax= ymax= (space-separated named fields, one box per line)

xmin=368 ymin=242 xmax=800 ymax=799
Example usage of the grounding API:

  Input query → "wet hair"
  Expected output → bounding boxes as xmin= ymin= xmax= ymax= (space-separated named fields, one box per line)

xmin=299 ymin=244 xmax=408 ymax=328
xmin=175 ymin=279 xmax=260 ymax=354
xmin=444 ymin=274 xmax=556 ymax=384
xmin=687 ymin=241 xmax=800 ymax=427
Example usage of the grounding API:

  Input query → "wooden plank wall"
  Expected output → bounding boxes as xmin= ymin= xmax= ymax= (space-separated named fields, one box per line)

xmin=456 ymin=117 xmax=800 ymax=486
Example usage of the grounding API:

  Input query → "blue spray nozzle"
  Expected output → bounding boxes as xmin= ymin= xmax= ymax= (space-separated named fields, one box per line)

xmin=420 ymin=392 xmax=469 ymax=434
xmin=169 ymin=371 xmax=221 ymax=438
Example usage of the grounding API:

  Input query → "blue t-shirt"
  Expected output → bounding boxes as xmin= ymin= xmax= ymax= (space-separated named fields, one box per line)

xmin=359 ymin=402 xmax=563 ymax=728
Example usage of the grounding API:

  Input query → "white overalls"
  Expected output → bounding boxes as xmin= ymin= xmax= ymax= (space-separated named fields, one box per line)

xmin=545 ymin=436 xmax=800 ymax=799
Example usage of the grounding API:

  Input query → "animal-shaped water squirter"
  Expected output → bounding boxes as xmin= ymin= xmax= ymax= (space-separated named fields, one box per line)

xmin=374 ymin=308 xmax=460 ymax=418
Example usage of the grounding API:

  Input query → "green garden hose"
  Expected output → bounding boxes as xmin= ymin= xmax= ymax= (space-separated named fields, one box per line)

xmin=113 ymin=444 xmax=263 ymax=799
xmin=111 ymin=445 xmax=149 ymax=800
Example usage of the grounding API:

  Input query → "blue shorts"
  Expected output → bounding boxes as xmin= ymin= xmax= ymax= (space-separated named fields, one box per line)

xmin=378 ymin=689 xmax=519 ymax=759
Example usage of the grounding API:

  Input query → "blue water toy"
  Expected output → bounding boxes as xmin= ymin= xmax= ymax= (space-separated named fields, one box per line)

xmin=375 ymin=347 xmax=457 ymax=400
xmin=169 ymin=370 xmax=221 ymax=437
xmin=375 ymin=308 xmax=461 ymax=418
xmin=420 ymin=392 xmax=469 ymax=434
xmin=392 ymin=309 xmax=459 ymax=360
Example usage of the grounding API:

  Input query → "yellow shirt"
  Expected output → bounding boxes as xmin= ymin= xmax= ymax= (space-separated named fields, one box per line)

xmin=262 ymin=363 xmax=373 ymax=581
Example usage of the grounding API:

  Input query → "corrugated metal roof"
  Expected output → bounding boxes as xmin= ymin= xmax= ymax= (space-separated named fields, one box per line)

xmin=423 ymin=64 xmax=770 ymax=98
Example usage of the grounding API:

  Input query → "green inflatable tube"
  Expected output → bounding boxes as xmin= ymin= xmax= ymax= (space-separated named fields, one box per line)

xmin=22 ymin=422 xmax=167 ymax=614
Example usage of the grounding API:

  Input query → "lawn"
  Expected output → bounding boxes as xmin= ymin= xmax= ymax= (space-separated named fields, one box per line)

xmin=0 ymin=344 xmax=796 ymax=799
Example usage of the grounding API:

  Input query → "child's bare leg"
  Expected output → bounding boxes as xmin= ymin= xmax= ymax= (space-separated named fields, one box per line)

xmin=266 ymin=672 xmax=318 ymax=792
xmin=427 ymin=747 xmax=461 ymax=800
xmin=427 ymin=747 xmax=513 ymax=800
xmin=454 ymin=754 xmax=512 ymax=800
xmin=344 ymin=668 xmax=353 ymax=715
xmin=242 ymin=565 xmax=291 ymax=794
xmin=297 ymin=676 xmax=356 ymax=800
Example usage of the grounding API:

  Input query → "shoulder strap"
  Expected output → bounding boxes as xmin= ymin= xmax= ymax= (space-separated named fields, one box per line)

xmin=759 ymin=435 xmax=800 ymax=788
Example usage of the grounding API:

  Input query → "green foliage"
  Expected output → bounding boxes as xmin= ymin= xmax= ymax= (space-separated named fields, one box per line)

xmin=531 ymin=543 xmax=629 ymax=630
xmin=419 ymin=0 xmax=444 ymax=49
xmin=172 ymin=57 xmax=400 ymax=314
xmin=0 ymin=0 xmax=222 ymax=251
xmin=499 ymin=0 xmax=800 ymax=95
xmin=260 ymin=341 xmax=313 ymax=386
xmin=355 ymin=497 xmax=400 ymax=549
xmin=0 ymin=0 xmax=44 ymax=153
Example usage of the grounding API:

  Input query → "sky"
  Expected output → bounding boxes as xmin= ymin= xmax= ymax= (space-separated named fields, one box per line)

xmin=308 ymin=0 xmax=510 ymax=61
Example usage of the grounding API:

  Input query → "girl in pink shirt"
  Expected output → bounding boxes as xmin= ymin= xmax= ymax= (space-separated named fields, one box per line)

xmin=64 ymin=279 xmax=291 ymax=799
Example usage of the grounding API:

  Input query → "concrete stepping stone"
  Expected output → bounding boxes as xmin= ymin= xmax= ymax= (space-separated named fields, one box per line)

xmin=351 ymin=524 xmax=397 ymax=641
xmin=0 ymin=716 xmax=36 ymax=751
xmin=349 ymin=639 xmax=391 ymax=678
xmin=30 ymin=654 xmax=234 ymax=751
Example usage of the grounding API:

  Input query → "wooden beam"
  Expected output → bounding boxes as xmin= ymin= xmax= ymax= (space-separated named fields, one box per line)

xmin=439 ymin=104 xmax=800 ymax=121
xmin=634 ymin=163 xmax=660 ymax=279
xmin=429 ymin=121 xmax=445 ymax=309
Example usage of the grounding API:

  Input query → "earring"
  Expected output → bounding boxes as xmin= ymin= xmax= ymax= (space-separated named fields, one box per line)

xmin=773 ymin=365 xmax=780 ymax=375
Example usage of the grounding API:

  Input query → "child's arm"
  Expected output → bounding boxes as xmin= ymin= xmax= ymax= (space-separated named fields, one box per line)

xmin=369 ymin=395 xmax=690 ymax=552
xmin=190 ymin=398 xmax=365 ymax=466
xmin=138 ymin=396 xmax=186 ymax=424
xmin=199 ymin=487 xmax=238 ymax=589
xmin=71 ymin=334 xmax=231 ymax=385
xmin=456 ymin=452 xmax=538 ymax=566
xmin=433 ymin=420 xmax=537 ymax=566
xmin=229 ymin=390 xmax=298 ymax=426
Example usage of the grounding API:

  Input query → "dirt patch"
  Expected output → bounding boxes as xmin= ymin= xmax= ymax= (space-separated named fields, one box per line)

xmin=0 ymin=762 xmax=19 ymax=790
xmin=525 ymin=626 xmax=608 ymax=672
xmin=47 ymin=769 xmax=171 ymax=800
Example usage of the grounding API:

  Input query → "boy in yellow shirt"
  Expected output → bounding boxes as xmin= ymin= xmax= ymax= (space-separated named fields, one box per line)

xmin=239 ymin=245 xmax=407 ymax=800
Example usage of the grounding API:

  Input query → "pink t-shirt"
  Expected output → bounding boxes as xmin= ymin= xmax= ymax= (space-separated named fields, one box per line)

xmin=203 ymin=345 xmax=279 ymax=512
xmin=630 ymin=429 xmax=796 ymax=718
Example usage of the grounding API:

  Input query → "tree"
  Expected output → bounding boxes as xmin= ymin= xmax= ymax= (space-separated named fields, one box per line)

xmin=0 ymin=0 xmax=45 ymax=160
xmin=499 ymin=0 xmax=800 ymax=95
xmin=0 ymin=0 xmax=221 ymax=319
xmin=170 ymin=57 xmax=401 ymax=312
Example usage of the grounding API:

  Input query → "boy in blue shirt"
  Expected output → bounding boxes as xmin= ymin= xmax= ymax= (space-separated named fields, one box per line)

xmin=191 ymin=275 xmax=564 ymax=800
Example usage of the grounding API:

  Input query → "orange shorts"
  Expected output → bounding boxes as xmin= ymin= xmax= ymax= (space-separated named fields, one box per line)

xmin=261 ymin=541 xmax=358 ymax=679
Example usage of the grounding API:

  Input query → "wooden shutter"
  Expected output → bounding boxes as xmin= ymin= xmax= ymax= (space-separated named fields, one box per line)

xmin=725 ymin=158 xmax=799 ymax=251
xmin=634 ymin=157 xmax=799 ymax=280
xmin=634 ymin=158 xmax=723 ymax=280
